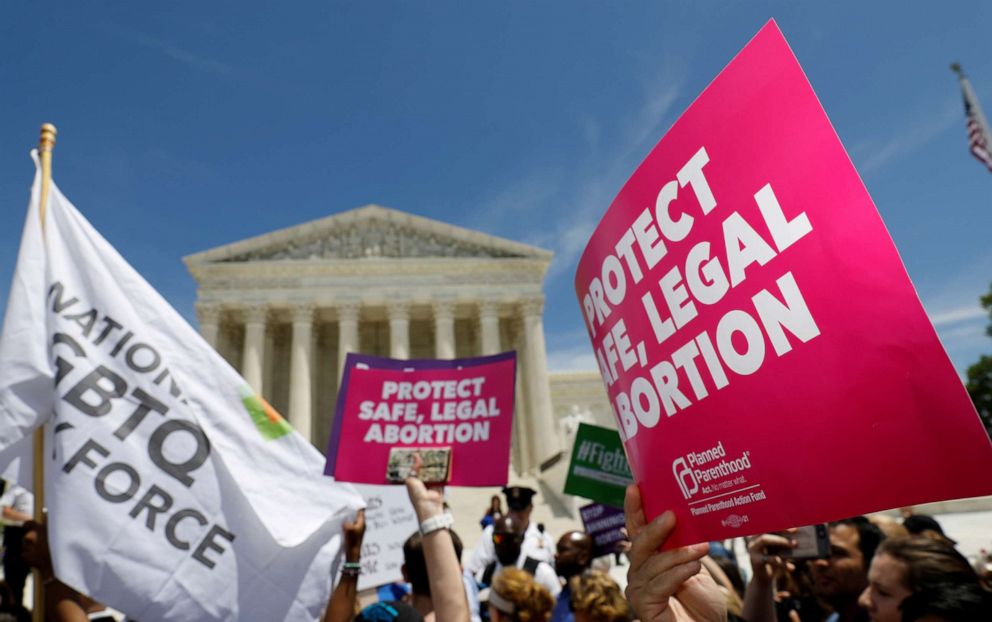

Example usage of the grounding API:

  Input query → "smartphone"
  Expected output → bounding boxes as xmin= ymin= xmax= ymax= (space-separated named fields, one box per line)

xmin=385 ymin=447 xmax=452 ymax=484
xmin=774 ymin=524 xmax=830 ymax=559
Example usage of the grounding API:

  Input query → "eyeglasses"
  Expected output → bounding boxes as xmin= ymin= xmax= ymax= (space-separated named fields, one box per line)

xmin=492 ymin=533 xmax=524 ymax=545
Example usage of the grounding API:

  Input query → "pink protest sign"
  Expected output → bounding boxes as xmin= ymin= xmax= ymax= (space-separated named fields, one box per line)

xmin=325 ymin=352 xmax=516 ymax=486
xmin=574 ymin=20 xmax=992 ymax=548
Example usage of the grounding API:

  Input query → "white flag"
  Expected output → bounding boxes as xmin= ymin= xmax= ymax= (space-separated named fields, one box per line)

xmin=0 ymin=152 xmax=365 ymax=620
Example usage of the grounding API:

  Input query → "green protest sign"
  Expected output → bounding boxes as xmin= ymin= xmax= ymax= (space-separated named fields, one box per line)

xmin=563 ymin=423 xmax=633 ymax=508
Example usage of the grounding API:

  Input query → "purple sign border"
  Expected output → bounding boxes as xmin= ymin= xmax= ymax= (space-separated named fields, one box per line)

xmin=324 ymin=351 xmax=517 ymax=477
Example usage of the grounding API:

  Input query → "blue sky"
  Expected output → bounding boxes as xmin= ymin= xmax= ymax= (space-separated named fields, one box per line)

xmin=2 ymin=2 xmax=991 ymax=377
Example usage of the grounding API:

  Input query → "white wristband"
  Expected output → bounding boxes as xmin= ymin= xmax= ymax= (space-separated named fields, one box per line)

xmin=420 ymin=512 xmax=454 ymax=536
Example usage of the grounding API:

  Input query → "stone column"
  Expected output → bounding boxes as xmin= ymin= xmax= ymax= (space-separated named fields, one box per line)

xmin=388 ymin=302 xmax=410 ymax=360
xmin=337 ymin=303 xmax=360 ymax=378
xmin=195 ymin=303 xmax=221 ymax=349
xmin=289 ymin=304 xmax=315 ymax=443
xmin=511 ymin=320 xmax=532 ymax=474
xmin=478 ymin=299 xmax=501 ymax=356
xmin=433 ymin=300 xmax=456 ymax=359
xmin=242 ymin=304 xmax=268 ymax=395
xmin=520 ymin=297 xmax=560 ymax=470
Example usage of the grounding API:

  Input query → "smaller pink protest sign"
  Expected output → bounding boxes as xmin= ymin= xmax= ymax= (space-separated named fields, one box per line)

xmin=325 ymin=352 xmax=516 ymax=486
xmin=574 ymin=20 xmax=992 ymax=548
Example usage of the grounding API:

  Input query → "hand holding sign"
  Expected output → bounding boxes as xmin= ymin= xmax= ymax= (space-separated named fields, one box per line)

xmin=343 ymin=509 xmax=366 ymax=563
xmin=623 ymin=485 xmax=724 ymax=622
xmin=575 ymin=19 xmax=992 ymax=548
xmin=405 ymin=454 xmax=446 ymax=523
xmin=402 ymin=456 xmax=471 ymax=621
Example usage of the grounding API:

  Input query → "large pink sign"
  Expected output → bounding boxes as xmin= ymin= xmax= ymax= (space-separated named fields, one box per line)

xmin=574 ymin=21 xmax=992 ymax=548
xmin=325 ymin=352 xmax=516 ymax=486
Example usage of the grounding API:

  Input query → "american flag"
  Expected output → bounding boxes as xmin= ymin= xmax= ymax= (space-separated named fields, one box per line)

xmin=953 ymin=63 xmax=992 ymax=172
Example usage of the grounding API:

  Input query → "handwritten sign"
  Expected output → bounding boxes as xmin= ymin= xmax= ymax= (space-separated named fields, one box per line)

xmin=352 ymin=484 xmax=419 ymax=591
xmin=326 ymin=352 xmax=516 ymax=486
xmin=574 ymin=20 xmax=992 ymax=548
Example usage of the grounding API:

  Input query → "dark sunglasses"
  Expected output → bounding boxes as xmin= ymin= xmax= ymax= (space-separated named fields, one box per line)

xmin=492 ymin=533 xmax=524 ymax=545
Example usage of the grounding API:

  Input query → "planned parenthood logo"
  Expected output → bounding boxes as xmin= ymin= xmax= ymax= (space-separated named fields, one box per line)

xmin=672 ymin=440 xmax=754 ymax=499
xmin=672 ymin=457 xmax=699 ymax=499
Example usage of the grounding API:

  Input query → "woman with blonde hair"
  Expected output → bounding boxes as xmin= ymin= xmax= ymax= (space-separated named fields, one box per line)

xmin=488 ymin=567 xmax=555 ymax=622
xmin=569 ymin=570 xmax=631 ymax=622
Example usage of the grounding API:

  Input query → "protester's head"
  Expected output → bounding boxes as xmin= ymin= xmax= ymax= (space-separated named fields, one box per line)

xmin=869 ymin=515 xmax=909 ymax=540
xmin=502 ymin=486 xmax=537 ymax=521
xmin=902 ymin=515 xmax=956 ymax=547
xmin=402 ymin=529 xmax=464 ymax=597
xmin=488 ymin=567 xmax=554 ymax=622
xmin=857 ymin=536 xmax=990 ymax=622
xmin=355 ymin=600 xmax=423 ymax=622
xmin=554 ymin=531 xmax=593 ymax=580
xmin=489 ymin=495 xmax=503 ymax=515
xmin=899 ymin=583 xmax=992 ymax=621
xmin=493 ymin=515 xmax=525 ymax=566
xmin=810 ymin=517 xmax=882 ymax=605
xmin=568 ymin=570 xmax=630 ymax=622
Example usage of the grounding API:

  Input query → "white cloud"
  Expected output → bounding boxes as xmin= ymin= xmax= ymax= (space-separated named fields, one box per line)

xmin=918 ymin=251 xmax=992 ymax=372
xmin=542 ymin=78 xmax=686 ymax=281
xmin=546 ymin=342 xmax=598 ymax=373
xmin=468 ymin=171 xmax=563 ymax=239
xmin=919 ymin=250 xmax=992 ymax=324
xmin=928 ymin=305 xmax=986 ymax=327
xmin=103 ymin=24 xmax=239 ymax=77
xmin=936 ymin=321 xmax=986 ymax=343
xmin=855 ymin=98 xmax=959 ymax=173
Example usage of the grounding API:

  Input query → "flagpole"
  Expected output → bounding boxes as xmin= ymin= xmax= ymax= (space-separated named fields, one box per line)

xmin=33 ymin=122 xmax=56 ymax=622
xmin=951 ymin=63 xmax=992 ymax=162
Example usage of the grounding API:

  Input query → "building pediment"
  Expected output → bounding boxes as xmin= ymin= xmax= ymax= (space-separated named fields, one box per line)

xmin=184 ymin=204 xmax=552 ymax=266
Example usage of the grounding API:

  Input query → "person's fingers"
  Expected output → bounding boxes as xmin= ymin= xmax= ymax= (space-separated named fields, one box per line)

xmin=634 ymin=541 xmax=709 ymax=583
xmin=630 ymin=556 xmax=704 ymax=608
xmin=628 ymin=510 xmax=676 ymax=570
xmin=624 ymin=484 xmax=647 ymax=539
xmin=354 ymin=508 xmax=366 ymax=531
xmin=789 ymin=610 xmax=801 ymax=622
xmin=747 ymin=533 xmax=793 ymax=554
xmin=405 ymin=474 xmax=427 ymax=501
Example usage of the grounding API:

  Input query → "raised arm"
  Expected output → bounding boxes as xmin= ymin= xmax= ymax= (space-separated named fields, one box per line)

xmin=740 ymin=533 xmax=794 ymax=622
xmin=323 ymin=509 xmax=366 ymax=622
xmin=406 ymin=476 xmax=470 ymax=622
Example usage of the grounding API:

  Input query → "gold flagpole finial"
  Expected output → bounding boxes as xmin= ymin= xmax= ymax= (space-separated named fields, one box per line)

xmin=37 ymin=123 xmax=57 ymax=230
xmin=39 ymin=123 xmax=57 ymax=152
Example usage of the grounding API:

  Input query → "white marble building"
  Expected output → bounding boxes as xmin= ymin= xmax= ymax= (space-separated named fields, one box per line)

xmin=184 ymin=204 xmax=610 ymax=475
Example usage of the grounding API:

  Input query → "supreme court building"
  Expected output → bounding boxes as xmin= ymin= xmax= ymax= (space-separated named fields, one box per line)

xmin=185 ymin=205 xmax=614 ymax=476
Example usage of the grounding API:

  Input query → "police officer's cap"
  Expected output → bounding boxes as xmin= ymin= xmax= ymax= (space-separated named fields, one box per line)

xmin=502 ymin=486 xmax=537 ymax=511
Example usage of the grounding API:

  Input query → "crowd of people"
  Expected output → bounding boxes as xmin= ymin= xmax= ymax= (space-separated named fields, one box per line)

xmin=1 ymin=475 xmax=990 ymax=621
xmin=327 ymin=479 xmax=991 ymax=622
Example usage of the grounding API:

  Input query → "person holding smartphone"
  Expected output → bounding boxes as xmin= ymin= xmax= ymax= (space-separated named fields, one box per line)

xmin=743 ymin=518 xmax=883 ymax=622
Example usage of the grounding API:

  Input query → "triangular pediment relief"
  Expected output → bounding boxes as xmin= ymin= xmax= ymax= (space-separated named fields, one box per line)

xmin=184 ymin=205 xmax=551 ymax=265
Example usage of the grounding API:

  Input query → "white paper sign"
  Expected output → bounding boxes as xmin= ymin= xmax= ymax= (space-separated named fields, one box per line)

xmin=353 ymin=484 xmax=419 ymax=591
